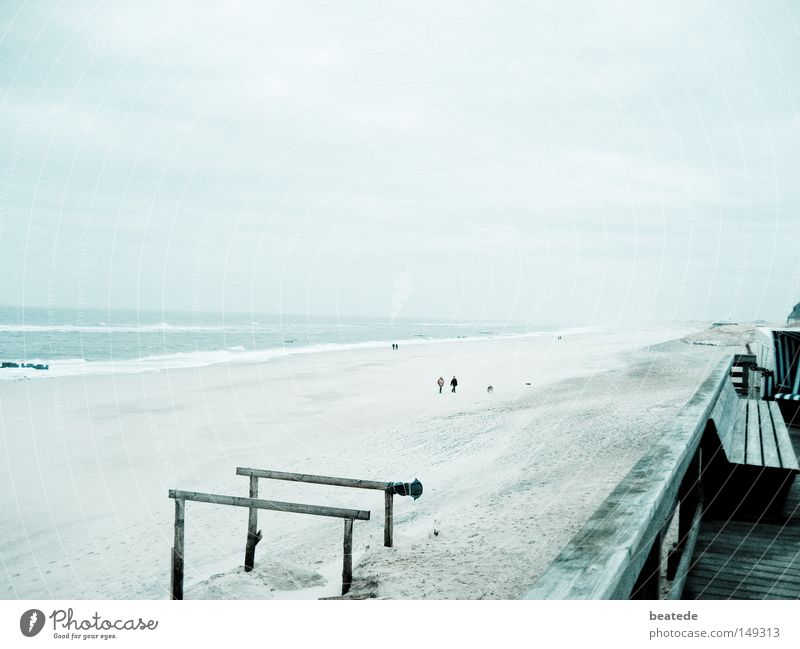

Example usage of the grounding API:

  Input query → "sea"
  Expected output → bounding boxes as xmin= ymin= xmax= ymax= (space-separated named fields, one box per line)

xmin=0 ymin=306 xmax=572 ymax=380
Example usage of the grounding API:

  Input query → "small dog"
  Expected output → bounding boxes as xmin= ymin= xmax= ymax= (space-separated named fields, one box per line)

xmin=487 ymin=385 xmax=493 ymax=393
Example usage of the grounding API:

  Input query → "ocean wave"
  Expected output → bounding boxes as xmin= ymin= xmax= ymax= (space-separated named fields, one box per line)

xmin=0 ymin=327 xmax=605 ymax=381
xmin=0 ymin=323 xmax=268 ymax=333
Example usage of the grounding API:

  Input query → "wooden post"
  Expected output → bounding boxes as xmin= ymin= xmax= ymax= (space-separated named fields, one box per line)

xmin=668 ymin=449 xmax=700 ymax=581
xmin=171 ymin=498 xmax=185 ymax=600
xmin=668 ymin=495 xmax=703 ymax=599
xmin=678 ymin=452 xmax=700 ymax=547
xmin=384 ymin=490 xmax=393 ymax=547
xmin=244 ymin=475 xmax=262 ymax=572
xmin=631 ymin=531 xmax=663 ymax=599
xmin=342 ymin=519 xmax=354 ymax=595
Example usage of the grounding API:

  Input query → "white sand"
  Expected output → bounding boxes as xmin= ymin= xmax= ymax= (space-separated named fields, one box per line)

xmin=0 ymin=327 xmax=735 ymax=599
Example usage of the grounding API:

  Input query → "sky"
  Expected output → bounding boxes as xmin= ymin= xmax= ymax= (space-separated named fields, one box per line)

xmin=1 ymin=0 xmax=799 ymax=326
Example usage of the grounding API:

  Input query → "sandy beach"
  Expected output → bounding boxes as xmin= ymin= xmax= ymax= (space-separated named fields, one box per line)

xmin=0 ymin=327 xmax=734 ymax=599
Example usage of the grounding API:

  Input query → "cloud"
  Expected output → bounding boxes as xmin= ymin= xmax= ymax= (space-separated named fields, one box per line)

xmin=1 ymin=0 xmax=799 ymax=322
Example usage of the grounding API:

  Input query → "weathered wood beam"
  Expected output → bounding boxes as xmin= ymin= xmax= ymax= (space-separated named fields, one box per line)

xmin=630 ymin=530 xmax=664 ymax=599
xmin=170 ymin=498 xmax=185 ymax=600
xmin=342 ymin=519 xmax=354 ymax=595
xmin=668 ymin=495 xmax=704 ymax=600
xmin=244 ymin=475 xmax=261 ymax=572
xmin=523 ymin=357 xmax=732 ymax=599
xmin=384 ymin=491 xmax=393 ymax=548
xmin=168 ymin=489 xmax=370 ymax=520
xmin=745 ymin=399 xmax=762 ymax=465
xmin=236 ymin=467 xmax=390 ymax=491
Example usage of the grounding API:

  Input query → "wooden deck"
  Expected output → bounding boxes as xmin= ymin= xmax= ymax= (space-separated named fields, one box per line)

xmin=684 ymin=425 xmax=800 ymax=599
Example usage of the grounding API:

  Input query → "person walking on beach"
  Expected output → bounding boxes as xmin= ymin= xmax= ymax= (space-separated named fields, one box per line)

xmin=450 ymin=376 xmax=458 ymax=393
xmin=437 ymin=376 xmax=445 ymax=393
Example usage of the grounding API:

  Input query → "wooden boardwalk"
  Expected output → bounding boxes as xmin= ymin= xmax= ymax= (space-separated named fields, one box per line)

xmin=684 ymin=425 xmax=800 ymax=599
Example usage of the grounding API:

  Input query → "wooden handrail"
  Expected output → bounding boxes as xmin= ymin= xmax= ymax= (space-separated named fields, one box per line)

xmin=523 ymin=357 xmax=733 ymax=599
xmin=236 ymin=467 xmax=397 ymax=552
xmin=235 ymin=468 xmax=391 ymax=491
xmin=169 ymin=489 xmax=370 ymax=520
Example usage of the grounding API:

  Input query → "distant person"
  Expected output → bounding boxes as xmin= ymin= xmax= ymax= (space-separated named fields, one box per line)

xmin=437 ymin=376 xmax=445 ymax=393
xmin=450 ymin=376 xmax=458 ymax=393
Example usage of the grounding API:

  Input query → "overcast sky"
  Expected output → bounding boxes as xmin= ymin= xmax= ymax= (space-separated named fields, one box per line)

xmin=1 ymin=1 xmax=799 ymax=326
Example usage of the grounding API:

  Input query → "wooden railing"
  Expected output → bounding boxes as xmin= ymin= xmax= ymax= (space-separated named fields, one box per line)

xmin=169 ymin=469 xmax=420 ymax=599
xmin=523 ymin=357 xmax=733 ymax=599
xmin=168 ymin=489 xmax=369 ymax=600
xmin=235 ymin=467 xmax=395 ymax=571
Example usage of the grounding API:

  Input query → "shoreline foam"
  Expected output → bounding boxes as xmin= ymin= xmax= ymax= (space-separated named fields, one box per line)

xmin=0 ymin=325 xmax=609 ymax=380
